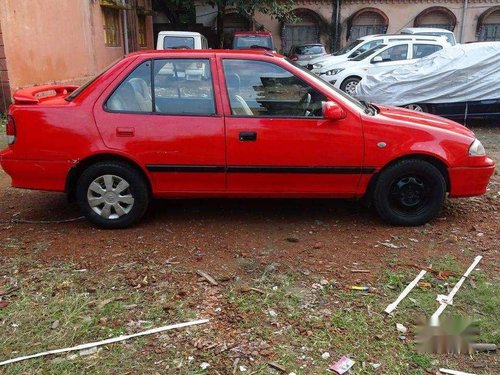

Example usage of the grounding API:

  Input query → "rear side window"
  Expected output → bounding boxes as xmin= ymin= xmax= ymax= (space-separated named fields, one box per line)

xmin=107 ymin=61 xmax=153 ymax=112
xmin=413 ymin=44 xmax=442 ymax=59
xmin=106 ymin=59 xmax=215 ymax=115
xmin=163 ymin=36 xmax=195 ymax=49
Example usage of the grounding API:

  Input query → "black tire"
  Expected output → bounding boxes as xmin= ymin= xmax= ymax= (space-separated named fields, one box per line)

xmin=373 ymin=159 xmax=446 ymax=226
xmin=76 ymin=161 xmax=149 ymax=229
xmin=340 ymin=77 xmax=361 ymax=95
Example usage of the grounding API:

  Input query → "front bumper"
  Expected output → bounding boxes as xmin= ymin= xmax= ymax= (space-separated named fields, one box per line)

xmin=448 ymin=160 xmax=495 ymax=197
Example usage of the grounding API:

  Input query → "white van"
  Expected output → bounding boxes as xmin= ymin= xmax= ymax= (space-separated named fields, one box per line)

xmin=400 ymin=27 xmax=456 ymax=46
xmin=156 ymin=31 xmax=209 ymax=50
xmin=307 ymin=34 xmax=450 ymax=73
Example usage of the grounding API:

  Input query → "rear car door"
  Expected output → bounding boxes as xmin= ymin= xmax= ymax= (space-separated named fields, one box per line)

xmin=93 ymin=55 xmax=226 ymax=193
xmin=219 ymin=56 xmax=365 ymax=195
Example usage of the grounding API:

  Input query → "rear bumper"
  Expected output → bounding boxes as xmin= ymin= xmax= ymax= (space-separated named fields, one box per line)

xmin=0 ymin=151 xmax=72 ymax=192
xmin=448 ymin=162 xmax=495 ymax=197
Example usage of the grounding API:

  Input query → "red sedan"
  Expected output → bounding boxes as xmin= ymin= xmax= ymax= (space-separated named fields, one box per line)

xmin=0 ymin=50 xmax=495 ymax=228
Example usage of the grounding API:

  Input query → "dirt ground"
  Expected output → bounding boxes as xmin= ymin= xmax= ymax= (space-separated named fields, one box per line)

xmin=0 ymin=126 xmax=498 ymax=374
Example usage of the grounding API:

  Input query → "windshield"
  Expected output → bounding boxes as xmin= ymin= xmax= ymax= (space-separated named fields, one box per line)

xmin=66 ymin=59 xmax=120 ymax=101
xmin=288 ymin=59 xmax=368 ymax=113
xmin=295 ymin=45 xmax=325 ymax=55
xmin=332 ymin=39 xmax=363 ymax=56
xmin=233 ymin=36 xmax=273 ymax=50
xmin=163 ymin=36 xmax=195 ymax=49
xmin=351 ymin=44 xmax=386 ymax=61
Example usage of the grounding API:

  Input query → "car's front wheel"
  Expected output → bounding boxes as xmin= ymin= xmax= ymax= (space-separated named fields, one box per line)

xmin=340 ymin=77 xmax=361 ymax=96
xmin=373 ymin=159 xmax=446 ymax=226
xmin=76 ymin=161 xmax=149 ymax=228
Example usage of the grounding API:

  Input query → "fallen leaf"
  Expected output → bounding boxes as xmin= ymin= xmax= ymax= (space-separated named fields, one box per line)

xmin=97 ymin=298 xmax=114 ymax=310
xmin=0 ymin=301 xmax=9 ymax=309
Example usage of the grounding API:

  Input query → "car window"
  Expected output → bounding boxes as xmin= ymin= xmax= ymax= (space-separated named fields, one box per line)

xmin=295 ymin=45 xmax=325 ymax=55
xmin=106 ymin=59 xmax=215 ymax=115
xmin=351 ymin=44 xmax=386 ymax=61
xmin=349 ymin=39 xmax=383 ymax=57
xmin=106 ymin=61 xmax=153 ymax=112
xmin=412 ymin=44 xmax=443 ymax=59
xmin=154 ymin=59 xmax=215 ymax=115
xmin=163 ymin=36 xmax=195 ymax=49
xmin=223 ymin=59 xmax=326 ymax=117
xmin=375 ymin=44 xmax=409 ymax=62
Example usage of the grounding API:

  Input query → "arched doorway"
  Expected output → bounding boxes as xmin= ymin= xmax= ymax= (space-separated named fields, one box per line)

xmin=477 ymin=7 xmax=500 ymax=41
xmin=347 ymin=8 xmax=388 ymax=43
xmin=282 ymin=9 xmax=322 ymax=54
xmin=223 ymin=12 xmax=250 ymax=48
xmin=414 ymin=7 xmax=457 ymax=31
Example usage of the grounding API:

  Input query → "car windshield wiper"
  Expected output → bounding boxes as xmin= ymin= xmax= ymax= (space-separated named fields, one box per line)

xmin=359 ymin=100 xmax=376 ymax=115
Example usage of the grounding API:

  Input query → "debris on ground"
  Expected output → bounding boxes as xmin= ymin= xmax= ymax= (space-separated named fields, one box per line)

xmin=0 ymin=301 xmax=9 ymax=309
xmin=439 ymin=368 xmax=477 ymax=375
xmin=396 ymin=323 xmax=408 ymax=334
xmin=329 ymin=356 xmax=355 ymax=374
xmin=268 ymin=362 xmax=287 ymax=373
xmin=351 ymin=269 xmax=370 ymax=273
xmin=350 ymin=285 xmax=369 ymax=291
xmin=196 ymin=270 xmax=219 ymax=286
xmin=470 ymin=343 xmax=497 ymax=352
xmin=321 ymin=352 xmax=330 ymax=360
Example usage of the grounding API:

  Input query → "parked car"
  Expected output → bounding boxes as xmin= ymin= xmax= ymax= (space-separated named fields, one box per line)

xmin=400 ymin=27 xmax=457 ymax=46
xmin=156 ymin=31 xmax=208 ymax=50
xmin=287 ymin=44 xmax=327 ymax=66
xmin=316 ymin=39 xmax=448 ymax=95
xmin=355 ymin=42 xmax=500 ymax=124
xmin=0 ymin=50 xmax=494 ymax=228
xmin=232 ymin=31 xmax=274 ymax=51
xmin=307 ymin=34 xmax=449 ymax=73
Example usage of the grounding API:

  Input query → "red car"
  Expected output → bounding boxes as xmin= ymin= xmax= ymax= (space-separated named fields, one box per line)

xmin=0 ymin=50 xmax=495 ymax=228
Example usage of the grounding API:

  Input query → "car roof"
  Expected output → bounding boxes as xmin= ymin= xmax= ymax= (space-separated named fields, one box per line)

xmin=127 ymin=49 xmax=279 ymax=58
xmin=401 ymin=27 xmax=454 ymax=34
xmin=157 ymin=31 xmax=203 ymax=37
xmin=234 ymin=31 xmax=272 ymax=36
xmin=358 ymin=33 xmax=446 ymax=41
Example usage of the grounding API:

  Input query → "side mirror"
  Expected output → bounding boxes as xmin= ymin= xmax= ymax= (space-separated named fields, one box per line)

xmin=323 ymin=101 xmax=346 ymax=121
xmin=371 ymin=56 xmax=383 ymax=63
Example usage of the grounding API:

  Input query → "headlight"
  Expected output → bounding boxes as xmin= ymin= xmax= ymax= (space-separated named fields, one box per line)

xmin=324 ymin=68 xmax=344 ymax=76
xmin=313 ymin=63 xmax=323 ymax=69
xmin=468 ymin=139 xmax=486 ymax=156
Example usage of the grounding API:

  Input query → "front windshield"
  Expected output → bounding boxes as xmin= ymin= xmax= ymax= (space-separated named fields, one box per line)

xmin=350 ymin=44 xmax=386 ymax=61
xmin=288 ymin=59 xmax=368 ymax=113
xmin=332 ymin=39 xmax=363 ymax=56
xmin=66 ymin=59 xmax=120 ymax=101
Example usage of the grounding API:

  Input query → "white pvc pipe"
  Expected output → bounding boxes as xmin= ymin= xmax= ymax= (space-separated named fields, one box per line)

xmin=430 ymin=256 xmax=482 ymax=326
xmin=0 ymin=319 xmax=209 ymax=366
xmin=384 ymin=270 xmax=427 ymax=314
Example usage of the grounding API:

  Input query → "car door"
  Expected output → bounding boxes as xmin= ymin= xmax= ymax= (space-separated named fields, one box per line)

xmin=219 ymin=56 xmax=365 ymax=195
xmin=94 ymin=56 xmax=226 ymax=193
xmin=369 ymin=43 xmax=411 ymax=75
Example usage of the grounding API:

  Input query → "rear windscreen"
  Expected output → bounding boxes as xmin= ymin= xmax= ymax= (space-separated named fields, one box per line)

xmin=163 ymin=36 xmax=195 ymax=49
xmin=295 ymin=46 xmax=324 ymax=55
xmin=233 ymin=36 xmax=273 ymax=50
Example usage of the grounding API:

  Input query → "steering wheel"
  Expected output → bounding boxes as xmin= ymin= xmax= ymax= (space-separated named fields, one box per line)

xmin=299 ymin=92 xmax=311 ymax=116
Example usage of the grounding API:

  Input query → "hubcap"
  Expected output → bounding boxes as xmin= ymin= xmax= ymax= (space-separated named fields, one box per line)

xmin=406 ymin=104 xmax=423 ymax=112
xmin=87 ymin=175 xmax=134 ymax=220
xmin=344 ymin=81 xmax=359 ymax=96
xmin=389 ymin=176 xmax=428 ymax=214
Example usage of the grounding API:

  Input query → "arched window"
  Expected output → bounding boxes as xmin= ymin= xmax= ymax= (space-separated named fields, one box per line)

xmin=223 ymin=12 xmax=250 ymax=48
xmin=347 ymin=8 xmax=388 ymax=42
xmin=414 ymin=7 xmax=457 ymax=31
xmin=477 ymin=7 xmax=500 ymax=41
xmin=282 ymin=9 xmax=322 ymax=54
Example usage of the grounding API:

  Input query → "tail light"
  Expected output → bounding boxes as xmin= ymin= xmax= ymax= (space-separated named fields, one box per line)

xmin=289 ymin=55 xmax=298 ymax=61
xmin=6 ymin=115 xmax=16 ymax=145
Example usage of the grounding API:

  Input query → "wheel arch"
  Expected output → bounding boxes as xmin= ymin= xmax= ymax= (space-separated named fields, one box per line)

xmin=66 ymin=153 xmax=152 ymax=201
xmin=364 ymin=153 xmax=450 ymax=203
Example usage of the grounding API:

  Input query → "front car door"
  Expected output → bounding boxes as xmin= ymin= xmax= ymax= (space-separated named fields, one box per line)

xmin=219 ymin=55 xmax=365 ymax=196
xmin=94 ymin=55 xmax=226 ymax=194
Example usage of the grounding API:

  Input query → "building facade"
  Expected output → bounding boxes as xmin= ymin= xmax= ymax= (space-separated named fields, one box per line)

xmin=0 ymin=0 xmax=154 ymax=111
xmin=194 ymin=1 xmax=500 ymax=53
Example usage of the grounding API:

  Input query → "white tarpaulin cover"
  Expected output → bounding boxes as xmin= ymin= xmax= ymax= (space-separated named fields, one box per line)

xmin=354 ymin=42 xmax=500 ymax=106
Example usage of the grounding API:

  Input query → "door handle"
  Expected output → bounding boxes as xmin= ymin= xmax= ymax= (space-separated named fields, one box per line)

xmin=239 ymin=131 xmax=257 ymax=142
xmin=116 ymin=127 xmax=135 ymax=137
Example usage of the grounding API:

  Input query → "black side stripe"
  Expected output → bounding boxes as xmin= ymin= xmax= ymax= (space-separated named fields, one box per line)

xmin=146 ymin=165 xmax=376 ymax=174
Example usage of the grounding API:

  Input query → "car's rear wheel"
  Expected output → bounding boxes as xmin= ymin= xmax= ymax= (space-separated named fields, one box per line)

xmin=373 ymin=159 xmax=446 ymax=226
xmin=340 ymin=77 xmax=361 ymax=96
xmin=76 ymin=161 xmax=149 ymax=228
xmin=404 ymin=103 xmax=428 ymax=112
